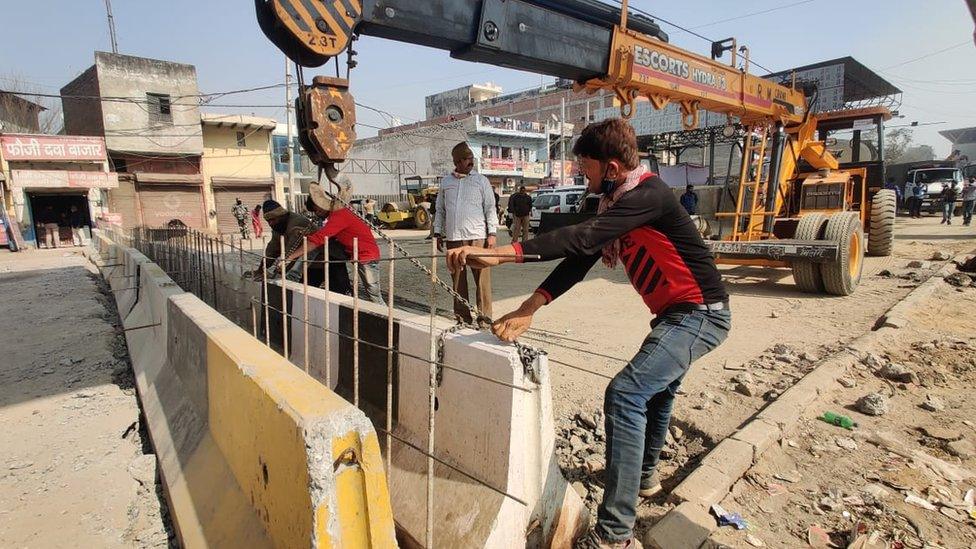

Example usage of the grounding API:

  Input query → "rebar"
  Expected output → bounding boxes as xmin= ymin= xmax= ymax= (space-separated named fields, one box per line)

xmin=353 ymin=237 xmax=360 ymax=408
xmin=280 ymin=234 xmax=289 ymax=360
xmin=303 ymin=237 xmax=310 ymax=375
xmin=323 ymin=236 xmax=331 ymax=388
xmin=386 ymin=239 xmax=395 ymax=481
xmin=426 ymin=237 xmax=437 ymax=548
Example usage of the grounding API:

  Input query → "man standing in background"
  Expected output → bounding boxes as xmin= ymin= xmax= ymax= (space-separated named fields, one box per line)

xmin=680 ymin=184 xmax=699 ymax=215
xmin=507 ymin=185 xmax=533 ymax=243
xmin=232 ymin=198 xmax=250 ymax=239
xmin=434 ymin=142 xmax=497 ymax=325
xmin=961 ymin=178 xmax=975 ymax=226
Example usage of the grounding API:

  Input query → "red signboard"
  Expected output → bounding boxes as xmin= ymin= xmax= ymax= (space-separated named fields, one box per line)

xmin=10 ymin=170 xmax=118 ymax=189
xmin=484 ymin=158 xmax=517 ymax=171
xmin=1 ymin=134 xmax=107 ymax=161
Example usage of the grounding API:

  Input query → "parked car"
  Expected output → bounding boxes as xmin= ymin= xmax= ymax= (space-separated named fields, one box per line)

xmin=529 ymin=185 xmax=587 ymax=231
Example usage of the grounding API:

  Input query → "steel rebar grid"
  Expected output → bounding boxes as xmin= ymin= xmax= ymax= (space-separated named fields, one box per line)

xmin=425 ymin=237 xmax=437 ymax=548
xmin=303 ymin=237 xmax=310 ymax=375
xmin=352 ymin=237 xmax=360 ymax=408
xmin=385 ymin=239 xmax=395 ymax=481
xmin=280 ymin=235 xmax=289 ymax=360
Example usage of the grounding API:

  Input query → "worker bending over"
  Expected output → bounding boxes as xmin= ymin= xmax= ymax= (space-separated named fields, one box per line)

xmin=448 ymin=118 xmax=731 ymax=549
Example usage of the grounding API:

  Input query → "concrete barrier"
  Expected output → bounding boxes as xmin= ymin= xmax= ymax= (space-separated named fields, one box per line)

xmin=271 ymin=281 xmax=586 ymax=548
xmin=88 ymin=232 xmax=397 ymax=548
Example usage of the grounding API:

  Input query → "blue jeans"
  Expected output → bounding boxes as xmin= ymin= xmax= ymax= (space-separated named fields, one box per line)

xmin=943 ymin=200 xmax=956 ymax=222
xmin=597 ymin=309 xmax=732 ymax=542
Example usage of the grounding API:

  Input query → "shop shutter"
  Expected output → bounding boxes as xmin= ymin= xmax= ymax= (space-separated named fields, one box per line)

xmin=108 ymin=179 xmax=141 ymax=229
xmin=137 ymin=185 xmax=206 ymax=229
xmin=214 ymin=186 xmax=274 ymax=234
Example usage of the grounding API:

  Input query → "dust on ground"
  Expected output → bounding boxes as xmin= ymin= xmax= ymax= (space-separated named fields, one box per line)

xmin=708 ymin=261 xmax=976 ymax=549
xmin=0 ymin=249 xmax=172 ymax=548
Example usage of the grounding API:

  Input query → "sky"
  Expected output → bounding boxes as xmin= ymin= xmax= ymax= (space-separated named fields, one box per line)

xmin=0 ymin=0 xmax=974 ymax=155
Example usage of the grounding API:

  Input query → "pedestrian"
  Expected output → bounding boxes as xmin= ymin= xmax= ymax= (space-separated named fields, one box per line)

xmin=883 ymin=177 xmax=902 ymax=214
xmin=903 ymin=178 xmax=917 ymax=215
xmin=434 ymin=142 xmax=498 ymax=325
xmin=961 ymin=177 xmax=976 ymax=226
xmin=69 ymin=205 xmax=87 ymax=246
xmin=285 ymin=181 xmax=385 ymax=305
xmin=448 ymin=118 xmax=730 ymax=549
xmin=251 ymin=204 xmax=264 ymax=238
xmin=39 ymin=205 xmax=60 ymax=249
xmin=507 ymin=185 xmax=533 ymax=243
xmin=680 ymin=184 xmax=699 ymax=215
xmin=232 ymin=198 xmax=250 ymax=239
xmin=940 ymin=181 xmax=959 ymax=225
xmin=911 ymin=180 xmax=925 ymax=218
xmin=363 ymin=198 xmax=377 ymax=226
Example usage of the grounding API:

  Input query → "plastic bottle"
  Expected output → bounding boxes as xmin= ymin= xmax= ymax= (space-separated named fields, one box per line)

xmin=819 ymin=411 xmax=857 ymax=430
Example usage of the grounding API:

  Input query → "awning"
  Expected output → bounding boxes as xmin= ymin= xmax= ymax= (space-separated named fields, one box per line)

xmin=133 ymin=172 xmax=204 ymax=185
xmin=210 ymin=177 xmax=275 ymax=188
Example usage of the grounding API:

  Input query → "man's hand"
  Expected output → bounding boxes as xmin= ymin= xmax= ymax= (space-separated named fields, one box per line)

xmin=491 ymin=292 xmax=546 ymax=342
xmin=436 ymin=236 xmax=444 ymax=252
xmin=446 ymin=245 xmax=500 ymax=273
xmin=486 ymin=235 xmax=496 ymax=249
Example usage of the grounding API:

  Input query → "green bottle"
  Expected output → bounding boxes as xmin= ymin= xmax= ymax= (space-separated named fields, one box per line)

xmin=820 ymin=411 xmax=857 ymax=430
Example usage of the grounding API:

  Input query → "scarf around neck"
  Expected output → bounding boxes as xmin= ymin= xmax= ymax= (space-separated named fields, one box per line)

xmin=598 ymin=165 xmax=650 ymax=268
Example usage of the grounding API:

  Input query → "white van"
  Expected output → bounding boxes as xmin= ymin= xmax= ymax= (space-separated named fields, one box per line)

xmin=529 ymin=185 xmax=588 ymax=231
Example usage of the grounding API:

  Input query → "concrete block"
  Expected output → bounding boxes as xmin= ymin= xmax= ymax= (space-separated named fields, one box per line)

xmin=730 ymin=419 xmax=782 ymax=462
xmin=698 ymin=438 xmax=753 ymax=480
xmin=669 ymin=464 xmax=734 ymax=506
xmin=643 ymin=502 xmax=715 ymax=549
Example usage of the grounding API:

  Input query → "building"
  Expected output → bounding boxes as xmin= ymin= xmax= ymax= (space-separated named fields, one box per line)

xmin=425 ymin=83 xmax=502 ymax=120
xmin=350 ymin=114 xmax=569 ymax=196
xmin=61 ymin=52 xmax=206 ymax=229
xmin=0 ymin=92 xmax=46 ymax=134
xmin=0 ymin=132 xmax=117 ymax=248
xmin=939 ymin=127 xmax=976 ymax=168
xmin=200 ymin=113 xmax=280 ymax=234
xmin=271 ymin=125 xmax=316 ymax=208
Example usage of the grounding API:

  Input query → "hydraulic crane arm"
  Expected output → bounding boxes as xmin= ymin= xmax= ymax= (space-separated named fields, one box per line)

xmin=255 ymin=0 xmax=813 ymax=179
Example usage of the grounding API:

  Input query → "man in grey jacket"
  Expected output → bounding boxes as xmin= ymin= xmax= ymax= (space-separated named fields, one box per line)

xmin=434 ymin=142 xmax=498 ymax=324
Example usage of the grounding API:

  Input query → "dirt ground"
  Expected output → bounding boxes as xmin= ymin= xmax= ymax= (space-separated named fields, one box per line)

xmin=709 ymin=267 xmax=976 ymax=549
xmin=0 ymin=249 xmax=171 ymax=548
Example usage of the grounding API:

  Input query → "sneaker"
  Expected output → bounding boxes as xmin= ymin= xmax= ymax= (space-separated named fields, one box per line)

xmin=574 ymin=529 xmax=642 ymax=549
xmin=638 ymin=470 xmax=662 ymax=498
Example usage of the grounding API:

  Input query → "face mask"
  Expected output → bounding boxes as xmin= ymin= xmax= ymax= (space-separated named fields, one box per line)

xmin=599 ymin=163 xmax=616 ymax=195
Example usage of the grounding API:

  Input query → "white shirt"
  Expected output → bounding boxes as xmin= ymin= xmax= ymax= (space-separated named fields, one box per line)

xmin=434 ymin=172 xmax=498 ymax=241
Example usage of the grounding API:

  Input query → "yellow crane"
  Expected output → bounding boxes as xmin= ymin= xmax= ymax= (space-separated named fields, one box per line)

xmin=254 ymin=0 xmax=896 ymax=295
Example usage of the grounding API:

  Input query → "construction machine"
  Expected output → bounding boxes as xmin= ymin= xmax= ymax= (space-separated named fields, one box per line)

xmin=255 ymin=0 xmax=896 ymax=297
xmin=376 ymin=175 xmax=439 ymax=230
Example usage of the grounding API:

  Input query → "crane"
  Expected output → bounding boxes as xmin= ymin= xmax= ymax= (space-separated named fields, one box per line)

xmin=254 ymin=0 xmax=896 ymax=295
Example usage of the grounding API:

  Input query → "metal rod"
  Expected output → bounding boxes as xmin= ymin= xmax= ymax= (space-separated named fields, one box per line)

xmin=386 ymin=239 xmax=395 ymax=481
xmin=324 ymin=236 xmax=331 ymax=388
xmin=280 ymin=234 xmax=289 ymax=360
xmin=426 ymin=237 xmax=437 ymax=548
xmin=376 ymin=426 xmax=527 ymax=507
xmin=262 ymin=243 xmax=271 ymax=347
xmin=122 ymin=322 xmax=162 ymax=332
xmin=209 ymin=236 xmax=218 ymax=309
xmin=352 ymin=237 xmax=360 ymax=408
xmin=303 ymin=237 xmax=310 ymax=375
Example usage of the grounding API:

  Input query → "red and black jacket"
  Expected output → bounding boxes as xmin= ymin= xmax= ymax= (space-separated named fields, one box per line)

xmin=513 ymin=174 xmax=728 ymax=315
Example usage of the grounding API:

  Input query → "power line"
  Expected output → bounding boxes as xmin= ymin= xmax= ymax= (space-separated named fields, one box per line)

xmin=691 ymin=0 xmax=817 ymax=30
xmin=880 ymin=41 xmax=970 ymax=71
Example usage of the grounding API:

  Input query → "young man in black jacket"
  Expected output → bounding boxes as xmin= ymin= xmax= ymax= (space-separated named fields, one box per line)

xmin=507 ymin=185 xmax=533 ymax=243
xmin=448 ymin=119 xmax=730 ymax=549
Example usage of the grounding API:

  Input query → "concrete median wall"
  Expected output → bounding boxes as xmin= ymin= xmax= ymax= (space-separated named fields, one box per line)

xmin=269 ymin=281 xmax=586 ymax=548
xmin=87 ymin=232 xmax=397 ymax=548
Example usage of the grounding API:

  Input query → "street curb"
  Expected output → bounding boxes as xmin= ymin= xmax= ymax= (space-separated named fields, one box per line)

xmin=643 ymin=254 xmax=963 ymax=549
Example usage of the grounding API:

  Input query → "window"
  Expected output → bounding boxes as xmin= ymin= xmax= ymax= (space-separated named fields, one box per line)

xmin=111 ymin=157 xmax=128 ymax=173
xmin=533 ymin=194 xmax=560 ymax=208
xmin=565 ymin=193 xmax=582 ymax=205
xmin=236 ymin=131 xmax=246 ymax=147
xmin=146 ymin=93 xmax=173 ymax=125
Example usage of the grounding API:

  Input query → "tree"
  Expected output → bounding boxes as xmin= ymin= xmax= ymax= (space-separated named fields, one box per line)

xmin=0 ymin=72 xmax=63 ymax=134
xmin=884 ymin=127 xmax=915 ymax=164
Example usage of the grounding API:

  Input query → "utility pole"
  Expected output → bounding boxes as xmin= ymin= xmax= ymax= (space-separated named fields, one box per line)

xmin=285 ymin=57 xmax=296 ymax=209
xmin=103 ymin=0 xmax=119 ymax=54
xmin=559 ymin=96 xmax=566 ymax=185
